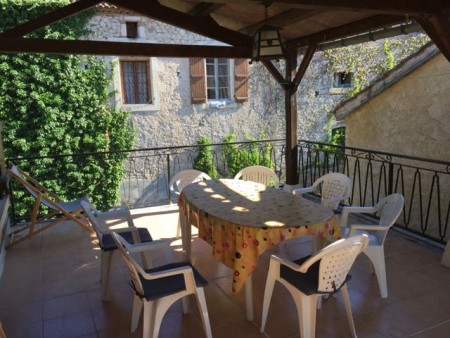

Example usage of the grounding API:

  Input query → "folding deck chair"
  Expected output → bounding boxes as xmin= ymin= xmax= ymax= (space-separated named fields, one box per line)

xmin=6 ymin=164 xmax=92 ymax=247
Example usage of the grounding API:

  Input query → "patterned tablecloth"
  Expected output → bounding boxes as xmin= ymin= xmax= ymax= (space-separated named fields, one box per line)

xmin=178 ymin=179 xmax=341 ymax=294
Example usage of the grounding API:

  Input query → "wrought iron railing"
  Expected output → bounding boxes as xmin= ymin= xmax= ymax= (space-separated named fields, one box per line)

xmin=298 ymin=140 xmax=450 ymax=244
xmin=7 ymin=139 xmax=449 ymax=244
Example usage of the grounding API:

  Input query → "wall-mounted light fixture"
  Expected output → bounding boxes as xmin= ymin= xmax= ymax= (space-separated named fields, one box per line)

xmin=251 ymin=3 xmax=284 ymax=61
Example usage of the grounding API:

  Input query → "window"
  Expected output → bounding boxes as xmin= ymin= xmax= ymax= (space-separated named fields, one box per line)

xmin=126 ymin=22 xmax=138 ymax=38
xmin=120 ymin=60 xmax=151 ymax=105
xmin=206 ymin=58 xmax=230 ymax=100
xmin=333 ymin=72 xmax=352 ymax=88
xmin=189 ymin=58 xmax=248 ymax=104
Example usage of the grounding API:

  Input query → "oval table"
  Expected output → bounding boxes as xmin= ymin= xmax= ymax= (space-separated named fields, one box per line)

xmin=178 ymin=179 xmax=341 ymax=320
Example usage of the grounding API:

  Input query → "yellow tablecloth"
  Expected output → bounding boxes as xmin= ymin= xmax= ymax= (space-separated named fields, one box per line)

xmin=179 ymin=179 xmax=341 ymax=294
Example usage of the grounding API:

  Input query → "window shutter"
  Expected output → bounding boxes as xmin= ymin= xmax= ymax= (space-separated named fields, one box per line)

xmin=189 ymin=58 xmax=206 ymax=104
xmin=234 ymin=59 xmax=249 ymax=102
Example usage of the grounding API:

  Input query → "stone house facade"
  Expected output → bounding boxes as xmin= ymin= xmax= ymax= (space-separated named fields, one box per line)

xmin=86 ymin=5 xmax=354 ymax=150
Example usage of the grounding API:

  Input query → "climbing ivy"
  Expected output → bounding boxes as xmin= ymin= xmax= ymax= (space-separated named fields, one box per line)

xmin=323 ymin=34 xmax=430 ymax=98
xmin=193 ymin=136 xmax=219 ymax=179
xmin=0 ymin=0 xmax=135 ymax=214
xmin=221 ymin=133 xmax=273 ymax=177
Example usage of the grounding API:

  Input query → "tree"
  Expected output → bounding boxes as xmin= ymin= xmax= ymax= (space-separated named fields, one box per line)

xmin=0 ymin=0 xmax=135 ymax=213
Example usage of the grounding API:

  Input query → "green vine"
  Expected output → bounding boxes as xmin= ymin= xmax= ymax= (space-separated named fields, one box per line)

xmin=0 ymin=0 xmax=135 ymax=215
xmin=323 ymin=34 xmax=430 ymax=99
xmin=193 ymin=136 xmax=219 ymax=179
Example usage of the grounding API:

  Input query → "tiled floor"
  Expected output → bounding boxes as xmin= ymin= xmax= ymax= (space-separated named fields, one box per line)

xmin=1 ymin=205 xmax=449 ymax=338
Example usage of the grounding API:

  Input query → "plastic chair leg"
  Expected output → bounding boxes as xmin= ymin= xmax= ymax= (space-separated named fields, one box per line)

xmin=101 ymin=250 xmax=113 ymax=301
xmin=194 ymin=287 xmax=213 ymax=338
xmin=142 ymin=300 xmax=156 ymax=338
xmin=260 ymin=276 xmax=276 ymax=333
xmin=131 ymin=295 xmax=142 ymax=333
xmin=365 ymin=246 xmax=388 ymax=298
xmin=290 ymin=291 xmax=318 ymax=338
xmin=340 ymin=284 xmax=357 ymax=338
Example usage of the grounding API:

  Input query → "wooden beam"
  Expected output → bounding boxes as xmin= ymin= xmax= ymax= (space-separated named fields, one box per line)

xmin=292 ymin=44 xmax=317 ymax=88
xmin=261 ymin=60 xmax=286 ymax=88
xmin=0 ymin=38 xmax=252 ymax=58
xmin=290 ymin=14 xmax=406 ymax=48
xmin=189 ymin=3 xmax=223 ymax=17
xmin=417 ymin=14 xmax=450 ymax=62
xmin=267 ymin=0 xmax=449 ymax=16
xmin=0 ymin=0 xmax=102 ymax=38
xmin=240 ymin=9 xmax=321 ymax=34
xmin=109 ymin=0 xmax=252 ymax=47
xmin=284 ymin=49 xmax=299 ymax=185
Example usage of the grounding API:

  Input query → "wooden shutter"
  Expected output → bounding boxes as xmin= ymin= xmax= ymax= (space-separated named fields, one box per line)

xmin=234 ymin=59 xmax=249 ymax=102
xmin=189 ymin=58 xmax=206 ymax=104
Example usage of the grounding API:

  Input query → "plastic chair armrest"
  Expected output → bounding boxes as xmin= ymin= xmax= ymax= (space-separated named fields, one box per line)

xmin=349 ymin=224 xmax=390 ymax=234
xmin=340 ymin=206 xmax=377 ymax=228
xmin=125 ymin=239 xmax=172 ymax=253
xmin=292 ymin=186 xmax=316 ymax=195
xmin=141 ymin=264 xmax=194 ymax=280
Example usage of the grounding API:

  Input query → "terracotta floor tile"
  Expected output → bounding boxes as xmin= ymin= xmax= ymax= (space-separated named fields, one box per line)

xmin=1 ymin=208 xmax=449 ymax=338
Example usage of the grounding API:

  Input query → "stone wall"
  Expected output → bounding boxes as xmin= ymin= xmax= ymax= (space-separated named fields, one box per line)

xmin=87 ymin=12 xmax=345 ymax=149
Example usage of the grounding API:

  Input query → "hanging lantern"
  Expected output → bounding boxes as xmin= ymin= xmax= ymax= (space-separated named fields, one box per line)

xmin=251 ymin=4 xmax=284 ymax=61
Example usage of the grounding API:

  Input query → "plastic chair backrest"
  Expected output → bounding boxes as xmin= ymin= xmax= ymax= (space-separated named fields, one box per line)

xmin=169 ymin=169 xmax=211 ymax=196
xmin=234 ymin=165 xmax=279 ymax=188
xmin=301 ymin=234 xmax=368 ymax=293
xmin=313 ymin=172 xmax=352 ymax=210
xmin=111 ymin=232 xmax=147 ymax=296
xmin=374 ymin=193 xmax=404 ymax=243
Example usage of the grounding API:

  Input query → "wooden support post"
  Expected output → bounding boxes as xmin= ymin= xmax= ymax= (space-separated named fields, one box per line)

xmin=284 ymin=49 xmax=298 ymax=185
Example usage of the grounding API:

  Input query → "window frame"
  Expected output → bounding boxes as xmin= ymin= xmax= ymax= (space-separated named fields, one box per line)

xmin=120 ymin=60 xmax=152 ymax=105
xmin=205 ymin=58 xmax=232 ymax=102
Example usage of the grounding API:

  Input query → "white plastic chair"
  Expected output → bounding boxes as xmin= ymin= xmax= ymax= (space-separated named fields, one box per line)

xmin=169 ymin=169 xmax=211 ymax=202
xmin=234 ymin=165 xmax=280 ymax=188
xmin=81 ymin=200 xmax=167 ymax=301
xmin=168 ymin=169 xmax=211 ymax=238
xmin=111 ymin=232 xmax=212 ymax=338
xmin=260 ymin=234 xmax=369 ymax=338
xmin=340 ymin=193 xmax=404 ymax=298
xmin=293 ymin=172 xmax=352 ymax=211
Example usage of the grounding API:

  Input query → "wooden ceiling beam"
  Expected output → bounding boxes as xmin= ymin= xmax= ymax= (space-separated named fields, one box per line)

xmin=109 ymin=0 xmax=252 ymax=47
xmin=290 ymin=14 xmax=406 ymax=48
xmin=269 ymin=0 xmax=449 ymax=16
xmin=0 ymin=37 xmax=252 ymax=58
xmin=188 ymin=3 xmax=224 ymax=17
xmin=416 ymin=13 xmax=450 ymax=62
xmin=0 ymin=0 xmax=102 ymax=38
xmin=240 ymin=9 xmax=321 ymax=34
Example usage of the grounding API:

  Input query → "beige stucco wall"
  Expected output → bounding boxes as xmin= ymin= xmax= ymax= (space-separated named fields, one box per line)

xmin=344 ymin=54 xmax=450 ymax=161
xmin=343 ymin=54 xmax=450 ymax=241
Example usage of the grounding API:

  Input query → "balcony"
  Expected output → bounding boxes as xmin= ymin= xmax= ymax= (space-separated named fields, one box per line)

xmin=0 ymin=204 xmax=449 ymax=337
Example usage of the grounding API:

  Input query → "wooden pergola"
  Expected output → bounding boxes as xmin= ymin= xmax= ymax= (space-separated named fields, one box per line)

xmin=0 ymin=0 xmax=449 ymax=184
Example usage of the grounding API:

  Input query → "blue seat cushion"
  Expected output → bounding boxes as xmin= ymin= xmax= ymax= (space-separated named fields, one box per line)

xmin=100 ymin=228 xmax=153 ymax=251
xmin=134 ymin=262 xmax=208 ymax=301
xmin=280 ymin=256 xmax=351 ymax=295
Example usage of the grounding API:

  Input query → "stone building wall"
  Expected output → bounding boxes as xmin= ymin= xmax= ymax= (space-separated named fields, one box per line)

xmin=86 ymin=11 xmax=345 ymax=149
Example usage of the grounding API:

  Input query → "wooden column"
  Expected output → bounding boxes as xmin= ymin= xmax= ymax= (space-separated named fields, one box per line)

xmin=284 ymin=50 xmax=298 ymax=185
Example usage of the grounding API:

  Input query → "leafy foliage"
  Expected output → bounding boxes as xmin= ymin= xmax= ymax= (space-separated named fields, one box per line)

xmin=0 ymin=0 xmax=134 ymax=214
xmin=193 ymin=136 xmax=219 ymax=179
xmin=221 ymin=133 xmax=273 ymax=177
xmin=323 ymin=34 xmax=430 ymax=99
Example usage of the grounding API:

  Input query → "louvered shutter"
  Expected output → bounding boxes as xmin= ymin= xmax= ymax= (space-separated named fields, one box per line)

xmin=189 ymin=58 xmax=206 ymax=103
xmin=234 ymin=59 xmax=249 ymax=102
